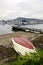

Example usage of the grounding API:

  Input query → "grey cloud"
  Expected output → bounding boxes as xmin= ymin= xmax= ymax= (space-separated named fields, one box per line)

xmin=0 ymin=0 xmax=43 ymax=19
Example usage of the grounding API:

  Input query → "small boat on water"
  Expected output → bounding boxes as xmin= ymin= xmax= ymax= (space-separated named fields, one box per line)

xmin=11 ymin=36 xmax=36 ymax=55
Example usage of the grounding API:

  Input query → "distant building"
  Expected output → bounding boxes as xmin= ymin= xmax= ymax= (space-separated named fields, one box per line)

xmin=14 ymin=17 xmax=43 ymax=25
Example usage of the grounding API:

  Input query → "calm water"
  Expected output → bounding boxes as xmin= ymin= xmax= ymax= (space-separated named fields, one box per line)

xmin=0 ymin=24 xmax=43 ymax=35
xmin=20 ymin=24 xmax=43 ymax=31
xmin=0 ymin=24 xmax=13 ymax=35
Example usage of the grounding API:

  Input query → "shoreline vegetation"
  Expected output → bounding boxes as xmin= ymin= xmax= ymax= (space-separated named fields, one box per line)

xmin=0 ymin=31 xmax=43 ymax=64
xmin=0 ymin=48 xmax=43 ymax=65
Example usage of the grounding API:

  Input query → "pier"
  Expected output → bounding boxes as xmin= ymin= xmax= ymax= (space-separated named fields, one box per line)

xmin=12 ymin=24 xmax=43 ymax=33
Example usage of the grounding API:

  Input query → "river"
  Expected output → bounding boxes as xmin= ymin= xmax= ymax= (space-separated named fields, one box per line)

xmin=0 ymin=24 xmax=13 ymax=35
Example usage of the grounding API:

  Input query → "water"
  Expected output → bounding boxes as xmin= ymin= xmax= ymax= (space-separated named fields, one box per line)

xmin=20 ymin=24 xmax=43 ymax=31
xmin=0 ymin=24 xmax=43 ymax=35
xmin=0 ymin=24 xmax=13 ymax=35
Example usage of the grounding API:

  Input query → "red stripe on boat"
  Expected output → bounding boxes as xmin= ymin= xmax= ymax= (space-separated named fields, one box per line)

xmin=13 ymin=37 xmax=34 ymax=49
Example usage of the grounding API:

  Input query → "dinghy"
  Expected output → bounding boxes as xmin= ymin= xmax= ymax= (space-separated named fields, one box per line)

xmin=11 ymin=36 xmax=35 ymax=55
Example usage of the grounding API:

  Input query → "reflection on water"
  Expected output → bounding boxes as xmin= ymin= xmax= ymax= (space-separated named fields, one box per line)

xmin=0 ymin=24 xmax=13 ymax=35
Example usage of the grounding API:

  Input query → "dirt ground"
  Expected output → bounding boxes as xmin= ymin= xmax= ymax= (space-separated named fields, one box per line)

xmin=0 ymin=31 xmax=43 ymax=64
xmin=0 ymin=31 xmax=37 ymax=47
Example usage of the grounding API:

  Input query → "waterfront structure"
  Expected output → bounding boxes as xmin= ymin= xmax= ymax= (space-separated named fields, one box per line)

xmin=12 ymin=17 xmax=43 ymax=33
xmin=14 ymin=17 xmax=43 ymax=25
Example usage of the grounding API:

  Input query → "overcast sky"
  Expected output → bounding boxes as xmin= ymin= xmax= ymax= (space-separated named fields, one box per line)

xmin=0 ymin=0 xmax=43 ymax=20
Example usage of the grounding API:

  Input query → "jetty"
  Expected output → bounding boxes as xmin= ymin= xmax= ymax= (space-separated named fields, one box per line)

xmin=12 ymin=17 xmax=43 ymax=33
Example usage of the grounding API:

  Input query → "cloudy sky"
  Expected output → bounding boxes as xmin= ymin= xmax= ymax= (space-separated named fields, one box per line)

xmin=0 ymin=0 xmax=43 ymax=20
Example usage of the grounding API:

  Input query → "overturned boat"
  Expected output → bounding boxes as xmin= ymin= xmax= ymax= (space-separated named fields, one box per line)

xmin=11 ymin=36 xmax=36 ymax=55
